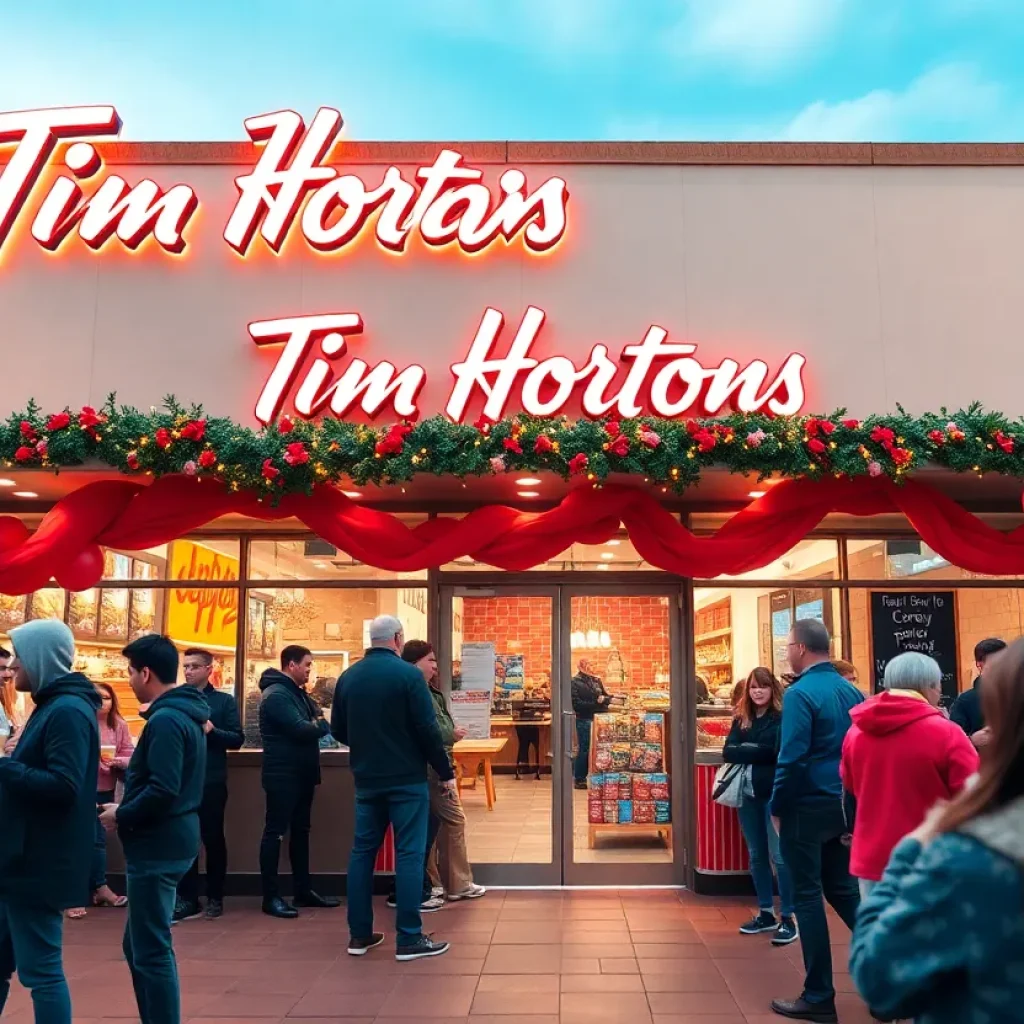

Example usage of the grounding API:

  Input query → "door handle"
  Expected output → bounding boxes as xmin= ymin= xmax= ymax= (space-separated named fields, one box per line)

xmin=562 ymin=709 xmax=575 ymax=762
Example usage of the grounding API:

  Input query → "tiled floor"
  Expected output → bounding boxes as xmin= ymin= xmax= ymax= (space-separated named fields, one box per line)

xmin=6 ymin=890 xmax=873 ymax=1023
xmin=462 ymin=775 xmax=672 ymax=865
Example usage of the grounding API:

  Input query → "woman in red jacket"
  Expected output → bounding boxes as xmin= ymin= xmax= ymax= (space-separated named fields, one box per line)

xmin=841 ymin=651 xmax=979 ymax=900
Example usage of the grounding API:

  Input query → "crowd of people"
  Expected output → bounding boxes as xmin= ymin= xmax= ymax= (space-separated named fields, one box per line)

xmin=1 ymin=609 xmax=1023 ymax=1023
xmin=721 ymin=622 xmax=1024 ymax=1023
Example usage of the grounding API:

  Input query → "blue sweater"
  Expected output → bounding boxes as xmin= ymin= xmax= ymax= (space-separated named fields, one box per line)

xmin=770 ymin=661 xmax=864 ymax=816
xmin=850 ymin=797 xmax=1024 ymax=1023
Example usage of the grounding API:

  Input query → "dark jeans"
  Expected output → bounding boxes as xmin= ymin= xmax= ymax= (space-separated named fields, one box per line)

xmin=573 ymin=718 xmax=592 ymax=783
xmin=90 ymin=788 xmax=117 ymax=892
xmin=778 ymin=801 xmax=860 ymax=1004
xmin=0 ymin=900 xmax=70 ymax=1024
xmin=123 ymin=857 xmax=193 ymax=1024
xmin=348 ymin=783 xmax=429 ymax=949
xmin=515 ymin=725 xmax=540 ymax=772
xmin=178 ymin=783 xmax=229 ymax=904
xmin=259 ymin=784 xmax=315 ymax=900
xmin=737 ymin=796 xmax=794 ymax=918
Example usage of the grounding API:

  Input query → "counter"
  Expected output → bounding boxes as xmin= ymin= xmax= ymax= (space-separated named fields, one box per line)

xmin=104 ymin=750 xmax=395 ymax=895
xmin=692 ymin=749 xmax=753 ymax=896
xmin=487 ymin=715 xmax=552 ymax=772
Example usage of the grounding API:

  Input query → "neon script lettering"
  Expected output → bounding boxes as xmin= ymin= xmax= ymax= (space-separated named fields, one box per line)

xmin=174 ymin=548 xmax=239 ymax=634
xmin=252 ymin=307 xmax=807 ymax=425
xmin=0 ymin=105 xmax=569 ymax=260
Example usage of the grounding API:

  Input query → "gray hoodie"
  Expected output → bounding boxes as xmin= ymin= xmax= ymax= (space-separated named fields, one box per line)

xmin=9 ymin=619 xmax=75 ymax=695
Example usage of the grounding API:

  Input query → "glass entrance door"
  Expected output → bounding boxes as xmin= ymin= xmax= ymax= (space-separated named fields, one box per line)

xmin=561 ymin=587 xmax=684 ymax=885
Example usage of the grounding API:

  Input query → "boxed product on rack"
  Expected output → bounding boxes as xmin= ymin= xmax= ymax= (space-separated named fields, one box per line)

xmin=594 ymin=745 xmax=613 ymax=771
xmin=618 ymin=799 xmax=634 ymax=824
xmin=613 ymin=716 xmax=631 ymax=742
xmin=649 ymin=774 xmax=670 ymax=801
xmin=610 ymin=743 xmax=630 ymax=770
xmin=595 ymin=716 xmax=614 ymax=743
xmin=644 ymin=713 xmax=664 ymax=743
xmin=628 ymin=744 xmax=646 ymax=771
xmin=633 ymin=801 xmax=655 ymax=823
xmin=603 ymin=800 xmax=619 ymax=824
xmin=616 ymin=772 xmax=633 ymax=800
xmin=588 ymin=773 xmax=604 ymax=791
xmin=654 ymin=801 xmax=671 ymax=824
xmin=588 ymin=792 xmax=605 ymax=823
xmin=602 ymin=775 xmax=620 ymax=800
xmin=633 ymin=775 xmax=652 ymax=801
xmin=641 ymin=744 xmax=663 ymax=772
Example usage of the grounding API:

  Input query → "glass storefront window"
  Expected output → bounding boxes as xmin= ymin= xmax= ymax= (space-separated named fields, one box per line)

xmin=698 ymin=538 xmax=839 ymax=582
xmin=847 ymin=538 xmax=1024 ymax=581
xmin=693 ymin=585 xmax=844 ymax=750
xmin=100 ymin=538 xmax=240 ymax=581
xmin=441 ymin=530 xmax=657 ymax=571
xmin=241 ymin=585 xmax=428 ymax=746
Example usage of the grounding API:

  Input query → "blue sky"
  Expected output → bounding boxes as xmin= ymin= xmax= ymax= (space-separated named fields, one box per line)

xmin=2 ymin=0 xmax=1023 ymax=141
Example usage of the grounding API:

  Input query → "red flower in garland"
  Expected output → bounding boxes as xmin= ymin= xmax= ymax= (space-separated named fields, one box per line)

xmin=261 ymin=458 xmax=280 ymax=481
xmin=180 ymin=418 xmax=206 ymax=442
xmin=534 ymin=434 xmax=555 ymax=455
xmin=198 ymin=449 xmax=217 ymax=469
xmin=502 ymin=436 xmax=523 ymax=454
xmin=19 ymin=421 xmax=37 ymax=442
xmin=78 ymin=406 xmax=104 ymax=430
xmin=283 ymin=441 xmax=310 ymax=466
xmin=14 ymin=445 xmax=35 ymax=463
xmin=685 ymin=419 xmax=700 ymax=436
xmin=819 ymin=420 xmax=836 ymax=435
xmin=870 ymin=425 xmax=895 ymax=449
xmin=928 ymin=429 xmax=945 ymax=445
xmin=277 ymin=415 xmax=295 ymax=434
xmin=841 ymin=418 xmax=861 ymax=429
xmin=891 ymin=447 xmax=913 ymax=467
xmin=568 ymin=453 xmax=589 ymax=476
xmin=155 ymin=427 xmax=172 ymax=450
xmin=605 ymin=434 xmax=630 ymax=457
xmin=374 ymin=423 xmax=413 ymax=457
xmin=473 ymin=414 xmax=493 ymax=434
xmin=805 ymin=417 xmax=821 ymax=437
xmin=126 ymin=451 xmax=140 ymax=470
xmin=693 ymin=429 xmax=716 ymax=453
xmin=807 ymin=438 xmax=827 ymax=455
xmin=994 ymin=430 xmax=1015 ymax=454
xmin=604 ymin=420 xmax=621 ymax=439
xmin=46 ymin=412 xmax=70 ymax=431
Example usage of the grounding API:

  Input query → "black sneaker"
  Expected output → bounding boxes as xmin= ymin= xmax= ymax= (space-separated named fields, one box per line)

xmin=739 ymin=910 xmax=778 ymax=934
xmin=385 ymin=894 xmax=398 ymax=909
xmin=395 ymin=935 xmax=450 ymax=961
xmin=772 ymin=916 xmax=799 ymax=946
xmin=205 ymin=899 xmax=224 ymax=920
xmin=347 ymin=932 xmax=385 ymax=956
xmin=770 ymin=996 xmax=838 ymax=1022
xmin=171 ymin=900 xmax=201 ymax=925
xmin=573 ymin=780 xmax=588 ymax=790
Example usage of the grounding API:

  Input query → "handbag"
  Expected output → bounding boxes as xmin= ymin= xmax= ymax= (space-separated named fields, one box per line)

xmin=712 ymin=762 xmax=748 ymax=808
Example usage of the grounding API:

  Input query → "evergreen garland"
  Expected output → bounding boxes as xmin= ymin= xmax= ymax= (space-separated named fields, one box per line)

xmin=1 ymin=396 xmax=1019 ymax=498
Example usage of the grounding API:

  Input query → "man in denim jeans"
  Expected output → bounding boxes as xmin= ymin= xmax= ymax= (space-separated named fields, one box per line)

xmin=332 ymin=616 xmax=455 ymax=961
xmin=99 ymin=635 xmax=207 ymax=1024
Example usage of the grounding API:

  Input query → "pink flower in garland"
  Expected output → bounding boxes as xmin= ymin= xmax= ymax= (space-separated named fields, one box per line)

xmin=638 ymin=427 xmax=661 ymax=448
xmin=746 ymin=429 xmax=766 ymax=448
xmin=35 ymin=438 xmax=48 ymax=457
xmin=183 ymin=460 xmax=198 ymax=476
xmin=489 ymin=456 xmax=506 ymax=473
xmin=867 ymin=461 xmax=883 ymax=477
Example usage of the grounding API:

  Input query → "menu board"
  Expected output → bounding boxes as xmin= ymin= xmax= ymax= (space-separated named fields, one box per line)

xmin=460 ymin=642 xmax=497 ymax=692
xmin=449 ymin=690 xmax=491 ymax=739
xmin=870 ymin=591 xmax=958 ymax=698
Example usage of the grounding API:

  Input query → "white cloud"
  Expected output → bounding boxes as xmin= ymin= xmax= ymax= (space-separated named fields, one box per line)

xmin=666 ymin=0 xmax=846 ymax=73
xmin=780 ymin=63 xmax=1005 ymax=140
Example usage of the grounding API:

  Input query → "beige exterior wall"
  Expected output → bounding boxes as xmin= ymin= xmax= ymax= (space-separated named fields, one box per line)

xmin=3 ymin=152 xmax=1024 ymax=422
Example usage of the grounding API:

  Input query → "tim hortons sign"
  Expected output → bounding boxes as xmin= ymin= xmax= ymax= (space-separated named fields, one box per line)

xmin=0 ymin=105 xmax=808 ymax=423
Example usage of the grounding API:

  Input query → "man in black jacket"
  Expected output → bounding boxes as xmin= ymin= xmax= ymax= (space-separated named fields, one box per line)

xmin=950 ymin=637 xmax=1006 ymax=750
xmin=174 ymin=648 xmax=244 ymax=922
xmin=258 ymin=644 xmax=339 ymax=918
xmin=99 ymin=634 xmax=208 ymax=1024
xmin=332 ymin=616 xmax=455 ymax=961
xmin=0 ymin=620 xmax=100 ymax=1024
xmin=570 ymin=658 xmax=611 ymax=788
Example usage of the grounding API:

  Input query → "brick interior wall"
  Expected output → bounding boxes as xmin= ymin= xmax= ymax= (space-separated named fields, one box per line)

xmin=460 ymin=595 xmax=671 ymax=693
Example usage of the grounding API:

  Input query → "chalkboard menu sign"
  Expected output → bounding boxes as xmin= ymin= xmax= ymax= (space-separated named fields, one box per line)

xmin=870 ymin=591 xmax=959 ymax=698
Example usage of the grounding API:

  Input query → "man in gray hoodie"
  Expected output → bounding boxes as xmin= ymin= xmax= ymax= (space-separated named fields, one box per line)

xmin=0 ymin=620 xmax=100 ymax=1024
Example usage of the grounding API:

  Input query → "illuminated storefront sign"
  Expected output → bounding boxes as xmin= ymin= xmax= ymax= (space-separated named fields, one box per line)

xmin=166 ymin=541 xmax=239 ymax=647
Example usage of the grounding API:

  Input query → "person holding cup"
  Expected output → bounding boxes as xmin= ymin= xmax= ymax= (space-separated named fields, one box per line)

xmin=67 ymin=682 xmax=134 ymax=919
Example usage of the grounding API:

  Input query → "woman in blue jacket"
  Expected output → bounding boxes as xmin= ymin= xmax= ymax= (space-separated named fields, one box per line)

xmin=850 ymin=637 xmax=1024 ymax=1024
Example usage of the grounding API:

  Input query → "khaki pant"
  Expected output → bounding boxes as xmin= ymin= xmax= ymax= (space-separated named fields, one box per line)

xmin=426 ymin=781 xmax=475 ymax=895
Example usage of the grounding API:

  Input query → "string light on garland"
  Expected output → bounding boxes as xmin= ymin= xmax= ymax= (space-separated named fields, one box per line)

xmin=1 ymin=397 xmax=1022 ymax=499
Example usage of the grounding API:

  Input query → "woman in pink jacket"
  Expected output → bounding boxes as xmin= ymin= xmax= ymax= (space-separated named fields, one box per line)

xmin=67 ymin=682 xmax=135 ymax=918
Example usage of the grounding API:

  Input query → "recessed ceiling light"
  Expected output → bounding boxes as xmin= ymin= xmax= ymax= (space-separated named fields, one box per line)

xmin=12 ymin=491 xmax=37 ymax=499
xmin=517 ymin=491 xmax=540 ymax=498
xmin=341 ymin=490 xmax=362 ymax=498
xmin=748 ymin=490 xmax=766 ymax=498
xmin=605 ymin=539 xmax=621 ymax=546
xmin=600 ymin=552 xmax=614 ymax=560
xmin=597 ymin=563 xmax=609 ymax=571
xmin=516 ymin=477 xmax=541 ymax=486
xmin=0 ymin=479 xmax=15 ymax=488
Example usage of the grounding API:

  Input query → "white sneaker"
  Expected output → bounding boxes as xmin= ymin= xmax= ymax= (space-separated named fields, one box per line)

xmin=420 ymin=896 xmax=445 ymax=913
xmin=448 ymin=884 xmax=486 ymax=901
xmin=430 ymin=886 xmax=445 ymax=899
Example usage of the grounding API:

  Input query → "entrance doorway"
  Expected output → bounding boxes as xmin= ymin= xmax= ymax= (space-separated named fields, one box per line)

xmin=438 ymin=583 xmax=686 ymax=886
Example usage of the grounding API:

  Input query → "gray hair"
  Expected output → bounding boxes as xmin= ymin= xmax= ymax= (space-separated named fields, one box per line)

xmin=883 ymin=652 xmax=942 ymax=693
xmin=368 ymin=615 xmax=404 ymax=646
xmin=791 ymin=619 xmax=831 ymax=654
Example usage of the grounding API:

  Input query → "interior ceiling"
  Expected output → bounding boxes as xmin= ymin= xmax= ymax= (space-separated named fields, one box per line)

xmin=0 ymin=464 xmax=1022 ymax=516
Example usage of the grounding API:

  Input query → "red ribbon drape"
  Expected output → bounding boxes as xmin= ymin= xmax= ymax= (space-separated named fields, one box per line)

xmin=0 ymin=474 xmax=1023 ymax=595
